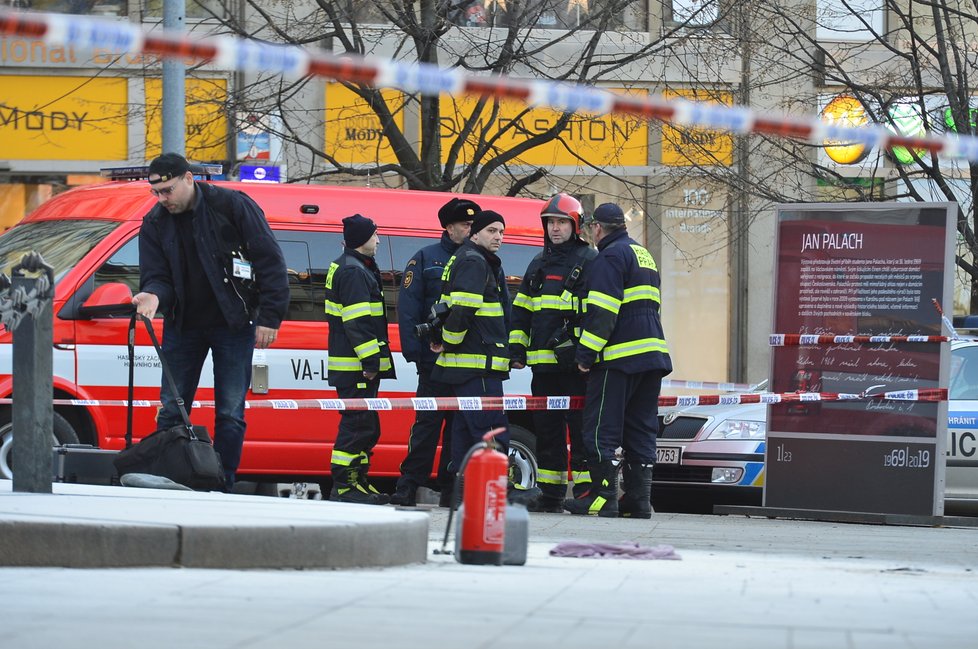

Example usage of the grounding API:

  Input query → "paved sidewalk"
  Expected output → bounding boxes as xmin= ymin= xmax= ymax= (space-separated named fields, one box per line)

xmin=0 ymin=480 xmax=428 ymax=568
xmin=1 ymin=479 xmax=976 ymax=648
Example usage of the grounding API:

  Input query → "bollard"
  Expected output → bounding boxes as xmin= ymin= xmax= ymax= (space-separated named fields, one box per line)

xmin=5 ymin=253 xmax=55 ymax=493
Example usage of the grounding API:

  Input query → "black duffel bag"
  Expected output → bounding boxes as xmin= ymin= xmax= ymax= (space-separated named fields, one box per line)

xmin=113 ymin=314 xmax=225 ymax=491
xmin=114 ymin=423 xmax=225 ymax=491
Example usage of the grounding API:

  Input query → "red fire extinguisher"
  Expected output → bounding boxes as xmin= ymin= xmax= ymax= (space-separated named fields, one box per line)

xmin=458 ymin=427 xmax=509 ymax=566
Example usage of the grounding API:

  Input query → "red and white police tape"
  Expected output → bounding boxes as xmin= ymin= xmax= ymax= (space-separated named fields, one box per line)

xmin=2 ymin=9 xmax=978 ymax=162
xmin=0 ymin=388 xmax=949 ymax=411
xmin=769 ymin=334 xmax=953 ymax=346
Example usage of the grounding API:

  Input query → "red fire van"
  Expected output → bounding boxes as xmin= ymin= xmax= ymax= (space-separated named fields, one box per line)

xmin=0 ymin=178 xmax=546 ymax=489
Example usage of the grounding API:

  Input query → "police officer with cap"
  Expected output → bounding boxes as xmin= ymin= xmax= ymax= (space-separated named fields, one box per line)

xmin=565 ymin=202 xmax=672 ymax=519
xmin=391 ymin=198 xmax=479 ymax=507
xmin=325 ymin=214 xmax=396 ymax=504
xmin=510 ymin=193 xmax=596 ymax=512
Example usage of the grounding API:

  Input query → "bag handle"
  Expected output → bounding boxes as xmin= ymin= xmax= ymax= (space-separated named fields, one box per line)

xmin=126 ymin=314 xmax=194 ymax=448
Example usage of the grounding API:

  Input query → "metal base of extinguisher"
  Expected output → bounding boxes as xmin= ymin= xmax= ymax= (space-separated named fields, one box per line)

xmin=454 ymin=504 xmax=529 ymax=566
xmin=433 ymin=429 xmax=529 ymax=566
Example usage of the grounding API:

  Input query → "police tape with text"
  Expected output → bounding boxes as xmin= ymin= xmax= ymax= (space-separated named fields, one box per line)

xmin=0 ymin=388 xmax=949 ymax=412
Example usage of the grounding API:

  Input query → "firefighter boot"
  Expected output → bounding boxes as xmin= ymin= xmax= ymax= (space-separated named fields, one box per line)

xmin=563 ymin=460 xmax=619 ymax=517
xmin=329 ymin=465 xmax=386 ymax=505
xmin=618 ymin=462 xmax=654 ymax=519
xmin=389 ymin=480 xmax=418 ymax=506
xmin=571 ymin=468 xmax=592 ymax=499
xmin=526 ymin=482 xmax=566 ymax=513
xmin=355 ymin=452 xmax=390 ymax=505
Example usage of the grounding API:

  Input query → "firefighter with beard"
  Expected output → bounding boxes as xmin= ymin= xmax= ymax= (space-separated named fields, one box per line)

xmin=509 ymin=194 xmax=596 ymax=512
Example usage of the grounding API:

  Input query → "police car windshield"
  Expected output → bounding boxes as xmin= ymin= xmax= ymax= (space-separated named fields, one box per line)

xmin=0 ymin=220 xmax=120 ymax=284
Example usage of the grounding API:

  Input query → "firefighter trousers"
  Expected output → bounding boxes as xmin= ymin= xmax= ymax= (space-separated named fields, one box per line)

xmin=581 ymin=368 xmax=665 ymax=465
xmin=397 ymin=367 xmax=454 ymax=489
xmin=333 ymin=379 xmax=382 ymax=459
xmin=530 ymin=371 xmax=588 ymax=491
xmin=450 ymin=376 xmax=509 ymax=471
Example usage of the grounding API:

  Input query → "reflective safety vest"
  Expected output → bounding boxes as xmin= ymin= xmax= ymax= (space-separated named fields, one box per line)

xmin=431 ymin=238 xmax=511 ymax=385
xmin=509 ymin=237 xmax=595 ymax=372
xmin=575 ymin=228 xmax=672 ymax=375
xmin=324 ymin=249 xmax=396 ymax=387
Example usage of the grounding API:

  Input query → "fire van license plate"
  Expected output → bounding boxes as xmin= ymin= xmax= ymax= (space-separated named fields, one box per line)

xmin=656 ymin=447 xmax=681 ymax=464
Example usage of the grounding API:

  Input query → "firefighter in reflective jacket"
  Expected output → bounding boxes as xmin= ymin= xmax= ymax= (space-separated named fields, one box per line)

xmin=324 ymin=214 xmax=396 ymax=505
xmin=565 ymin=203 xmax=672 ymax=519
xmin=430 ymin=210 xmax=512 ymax=486
xmin=510 ymin=194 xmax=596 ymax=512
xmin=391 ymin=198 xmax=479 ymax=507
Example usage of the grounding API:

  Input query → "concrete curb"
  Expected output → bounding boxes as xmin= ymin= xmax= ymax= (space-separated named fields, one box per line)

xmin=0 ymin=481 xmax=429 ymax=569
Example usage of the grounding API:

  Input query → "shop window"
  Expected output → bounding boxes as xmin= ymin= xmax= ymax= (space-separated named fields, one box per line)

xmin=10 ymin=0 xmax=127 ymax=16
xmin=816 ymin=0 xmax=884 ymax=41
xmin=668 ymin=0 xmax=719 ymax=27
xmin=449 ymin=0 xmax=646 ymax=32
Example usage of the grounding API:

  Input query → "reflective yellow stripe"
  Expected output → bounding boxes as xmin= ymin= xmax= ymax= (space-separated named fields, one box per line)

xmin=587 ymin=290 xmax=621 ymax=314
xmin=327 ymin=355 xmax=392 ymax=371
xmin=330 ymin=449 xmax=359 ymax=466
xmin=475 ymin=303 xmax=504 ymax=317
xmin=588 ymin=495 xmax=607 ymax=514
xmin=436 ymin=353 xmax=489 ymax=369
xmin=513 ymin=293 xmax=533 ymax=310
xmin=449 ymin=291 xmax=483 ymax=309
xmin=537 ymin=468 xmax=567 ymax=486
xmin=324 ymin=300 xmax=342 ymax=316
xmin=600 ymin=337 xmax=669 ymax=361
xmin=527 ymin=349 xmax=557 ymax=364
xmin=490 ymin=356 xmax=510 ymax=372
xmin=341 ymin=301 xmax=372 ymax=321
xmin=327 ymin=356 xmax=362 ymax=371
xmin=537 ymin=295 xmax=575 ymax=311
xmin=509 ymin=329 xmax=529 ymax=346
xmin=622 ymin=285 xmax=660 ymax=303
xmin=572 ymin=470 xmax=591 ymax=484
xmin=579 ymin=330 xmax=607 ymax=352
xmin=443 ymin=328 xmax=466 ymax=345
xmin=354 ymin=338 xmax=380 ymax=358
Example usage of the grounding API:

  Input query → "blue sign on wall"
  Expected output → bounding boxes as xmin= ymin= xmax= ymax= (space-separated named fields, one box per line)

xmin=239 ymin=165 xmax=281 ymax=183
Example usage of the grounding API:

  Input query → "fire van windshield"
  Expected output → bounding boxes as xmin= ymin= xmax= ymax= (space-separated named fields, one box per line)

xmin=0 ymin=220 xmax=120 ymax=283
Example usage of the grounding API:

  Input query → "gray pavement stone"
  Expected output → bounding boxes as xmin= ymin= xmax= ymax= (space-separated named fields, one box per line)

xmin=1 ymin=480 xmax=977 ymax=648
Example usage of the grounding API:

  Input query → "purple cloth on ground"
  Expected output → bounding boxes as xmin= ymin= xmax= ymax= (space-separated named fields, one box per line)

xmin=549 ymin=541 xmax=681 ymax=560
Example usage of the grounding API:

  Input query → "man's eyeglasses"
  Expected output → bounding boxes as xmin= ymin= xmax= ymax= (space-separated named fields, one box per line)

xmin=150 ymin=182 xmax=179 ymax=198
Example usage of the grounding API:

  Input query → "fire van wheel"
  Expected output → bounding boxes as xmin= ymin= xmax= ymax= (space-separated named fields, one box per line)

xmin=0 ymin=410 xmax=80 ymax=480
xmin=507 ymin=425 xmax=538 ymax=490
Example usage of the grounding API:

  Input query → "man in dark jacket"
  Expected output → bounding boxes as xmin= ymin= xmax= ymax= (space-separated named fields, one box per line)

xmin=324 ymin=214 xmax=396 ymax=505
xmin=132 ymin=153 xmax=289 ymax=488
xmin=565 ymin=202 xmax=672 ymax=519
xmin=510 ymin=193 xmax=596 ymax=512
xmin=391 ymin=198 xmax=479 ymax=507
xmin=431 ymin=210 xmax=511 ymax=488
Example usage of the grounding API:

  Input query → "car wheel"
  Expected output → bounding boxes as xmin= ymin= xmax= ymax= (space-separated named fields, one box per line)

xmin=507 ymin=425 xmax=538 ymax=490
xmin=0 ymin=409 xmax=80 ymax=480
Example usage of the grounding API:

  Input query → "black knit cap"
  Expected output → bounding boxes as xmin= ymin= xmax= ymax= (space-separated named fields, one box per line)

xmin=469 ymin=210 xmax=505 ymax=237
xmin=148 ymin=152 xmax=191 ymax=185
xmin=343 ymin=213 xmax=378 ymax=249
xmin=592 ymin=202 xmax=626 ymax=225
xmin=438 ymin=198 xmax=481 ymax=228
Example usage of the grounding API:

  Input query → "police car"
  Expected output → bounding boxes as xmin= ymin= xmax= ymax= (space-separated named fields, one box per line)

xmin=653 ymin=340 xmax=978 ymax=513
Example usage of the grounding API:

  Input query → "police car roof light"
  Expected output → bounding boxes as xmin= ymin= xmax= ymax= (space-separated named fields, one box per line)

xmin=100 ymin=163 xmax=224 ymax=181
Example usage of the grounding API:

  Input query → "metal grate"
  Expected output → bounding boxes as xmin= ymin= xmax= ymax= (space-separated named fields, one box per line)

xmin=657 ymin=415 xmax=706 ymax=440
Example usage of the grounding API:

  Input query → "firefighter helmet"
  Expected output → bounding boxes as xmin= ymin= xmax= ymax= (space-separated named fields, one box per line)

xmin=540 ymin=193 xmax=584 ymax=232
